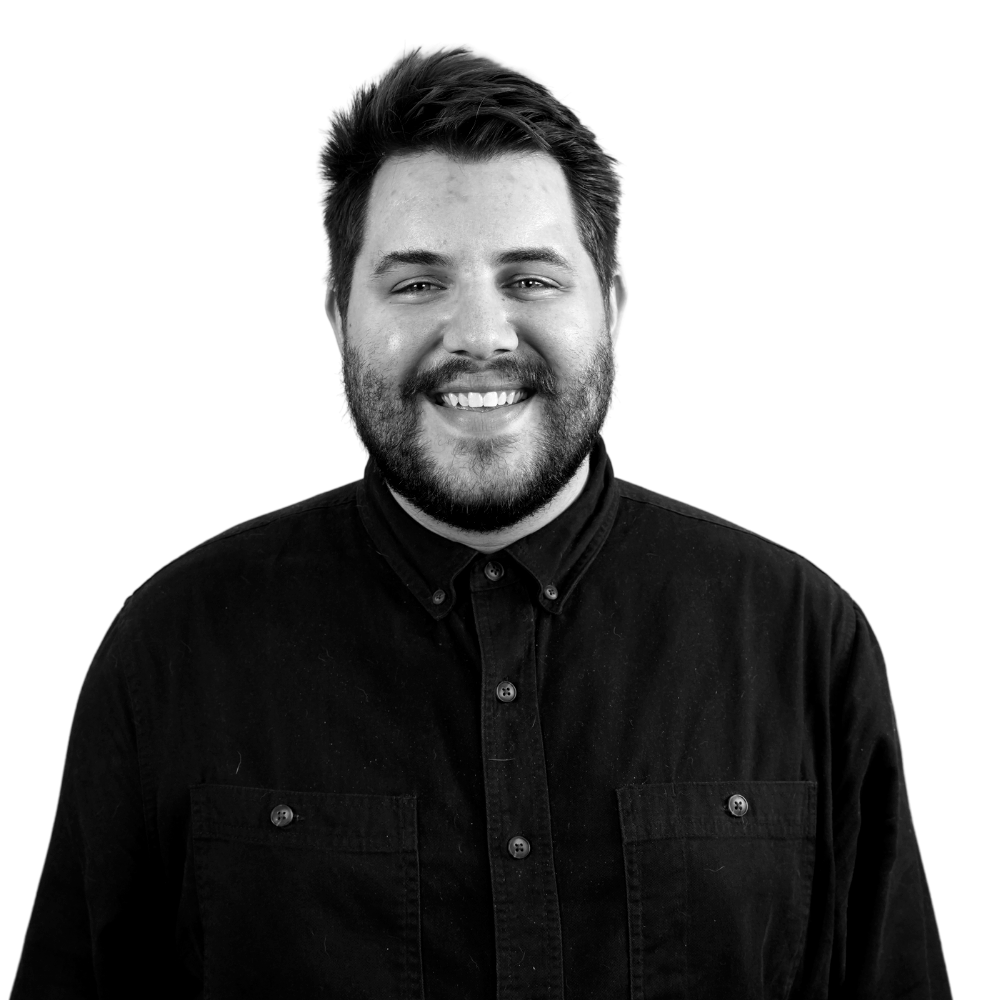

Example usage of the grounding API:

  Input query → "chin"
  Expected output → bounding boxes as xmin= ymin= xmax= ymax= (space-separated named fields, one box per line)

xmin=432 ymin=434 xmax=536 ymax=484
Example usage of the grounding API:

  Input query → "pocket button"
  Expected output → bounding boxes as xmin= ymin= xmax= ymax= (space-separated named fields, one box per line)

xmin=727 ymin=793 xmax=749 ymax=817
xmin=270 ymin=803 xmax=295 ymax=828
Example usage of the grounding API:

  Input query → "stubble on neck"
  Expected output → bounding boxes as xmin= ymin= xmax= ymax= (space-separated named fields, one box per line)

xmin=388 ymin=453 xmax=591 ymax=554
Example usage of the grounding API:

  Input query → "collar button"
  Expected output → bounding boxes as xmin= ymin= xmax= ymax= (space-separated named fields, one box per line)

xmin=431 ymin=589 xmax=446 ymax=605
xmin=484 ymin=561 xmax=504 ymax=582
xmin=543 ymin=584 xmax=559 ymax=601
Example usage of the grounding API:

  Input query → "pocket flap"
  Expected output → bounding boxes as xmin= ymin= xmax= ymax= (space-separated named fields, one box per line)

xmin=190 ymin=783 xmax=417 ymax=853
xmin=618 ymin=781 xmax=815 ymax=842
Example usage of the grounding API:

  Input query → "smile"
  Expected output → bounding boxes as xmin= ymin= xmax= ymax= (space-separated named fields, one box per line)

xmin=435 ymin=389 xmax=530 ymax=410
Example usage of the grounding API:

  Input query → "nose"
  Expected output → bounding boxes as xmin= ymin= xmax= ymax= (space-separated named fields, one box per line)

xmin=441 ymin=284 xmax=518 ymax=359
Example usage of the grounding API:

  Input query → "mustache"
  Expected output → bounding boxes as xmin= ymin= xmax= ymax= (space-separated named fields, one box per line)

xmin=401 ymin=354 xmax=557 ymax=400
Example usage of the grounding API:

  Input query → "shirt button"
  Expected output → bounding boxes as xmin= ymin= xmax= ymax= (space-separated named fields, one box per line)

xmin=431 ymin=589 xmax=446 ymax=605
xmin=270 ymin=804 xmax=295 ymax=828
xmin=507 ymin=835 xmax=531 ymax=859
xmin=543 ymin=583 xmax=558 ymax=600
xmin=727 ymin=793 xmax=749 ymax=818
xmin=484 ymin=561 xmax=504 ymax=582
xmin=496 ymin=679 xmax=517 ymax=703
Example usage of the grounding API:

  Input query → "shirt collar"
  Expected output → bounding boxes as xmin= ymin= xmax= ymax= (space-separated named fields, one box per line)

xmin=356 ymin=437 xmax=620 ymax=620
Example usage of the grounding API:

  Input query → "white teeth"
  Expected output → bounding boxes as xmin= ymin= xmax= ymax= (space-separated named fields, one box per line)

xmin=439 ymin=389 xmax=527 ymax=408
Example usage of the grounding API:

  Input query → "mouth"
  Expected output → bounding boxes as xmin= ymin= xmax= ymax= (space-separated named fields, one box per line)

xmin=433 ymin=388 xmax=532 ymax=410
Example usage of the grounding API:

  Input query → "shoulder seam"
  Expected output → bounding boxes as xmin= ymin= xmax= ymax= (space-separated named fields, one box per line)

xmin=210 ymin=490 xmax=355 ymax=545
xmin=618 ymin=485 xmax=748 ymax=534
xmin=617 ymin=483 xmax=844 ymax=593
xmin=129 ymin=487 xmax=359 ymax=599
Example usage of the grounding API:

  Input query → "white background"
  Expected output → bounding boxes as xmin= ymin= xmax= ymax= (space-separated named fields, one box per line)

xmin=2 ymin=2 xmax=996 ymax=993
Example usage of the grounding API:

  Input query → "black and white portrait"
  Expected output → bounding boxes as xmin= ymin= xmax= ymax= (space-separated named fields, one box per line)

xmin=2 ymin=4 xmax=996 ymax=996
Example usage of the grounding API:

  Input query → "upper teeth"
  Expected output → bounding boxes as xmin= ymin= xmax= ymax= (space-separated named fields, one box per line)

xmin=440 ymin=389 xmax=526 ymax=409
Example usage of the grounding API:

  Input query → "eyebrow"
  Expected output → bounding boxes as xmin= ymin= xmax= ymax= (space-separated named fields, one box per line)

xmin=372 ymin=250 xmax=452 ymax=277
xmin=492 ymin=247 xmax=576 ymax=273
xmin=370 ymin=246 xmax=576 ymax=278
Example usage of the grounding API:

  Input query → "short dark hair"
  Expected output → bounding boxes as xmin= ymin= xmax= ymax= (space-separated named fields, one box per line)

xmin=321 ymin=48 xmax=620 ymax=321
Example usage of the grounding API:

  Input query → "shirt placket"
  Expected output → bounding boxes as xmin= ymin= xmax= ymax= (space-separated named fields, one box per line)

xmin=471 ymin=554 xmax=565 ymax=999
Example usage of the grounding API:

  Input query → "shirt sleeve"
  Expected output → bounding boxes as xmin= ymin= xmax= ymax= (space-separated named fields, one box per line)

xmin=829 ymin=601 xmax=951 ymax=999
xmin=11 ymin=607 xmax=179 ymax=999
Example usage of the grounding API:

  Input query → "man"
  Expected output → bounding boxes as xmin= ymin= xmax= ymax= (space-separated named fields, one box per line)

xmin=14 ymin=49 xmax=949 ymax=999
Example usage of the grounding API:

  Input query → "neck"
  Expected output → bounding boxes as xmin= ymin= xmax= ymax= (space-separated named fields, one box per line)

xmin=388 ymin=456 xmax=591 ymax=554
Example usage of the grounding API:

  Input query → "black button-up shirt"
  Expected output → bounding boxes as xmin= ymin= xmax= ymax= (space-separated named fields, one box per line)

xmin=13 ymin=440 xmax=950 ymax=998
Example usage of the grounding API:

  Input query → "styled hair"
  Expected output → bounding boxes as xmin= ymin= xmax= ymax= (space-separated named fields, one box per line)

xmin=321 ymin=48 xmax=620 ymax=321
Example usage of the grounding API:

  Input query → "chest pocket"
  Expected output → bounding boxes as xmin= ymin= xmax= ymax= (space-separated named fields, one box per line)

xmin=190 ymin=784 xmax=423 ymax=1000
xmin=617 ymin=781 xmax=816 ymax=1000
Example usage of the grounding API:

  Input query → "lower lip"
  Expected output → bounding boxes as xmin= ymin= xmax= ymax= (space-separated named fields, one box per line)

xmin=423 ymin=394 xmax=535 ymax=436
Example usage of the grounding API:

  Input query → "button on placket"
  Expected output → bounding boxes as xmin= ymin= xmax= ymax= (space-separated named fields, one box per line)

xmin=484 ymin=560 xmax=504 ymax=583
xmin=471 ymin=557 xmax=565 ymax=996
xmin=496 ymin=679 xmax=517 ymax=703
xmin=507 ymin=835 xmax=531 ymax=859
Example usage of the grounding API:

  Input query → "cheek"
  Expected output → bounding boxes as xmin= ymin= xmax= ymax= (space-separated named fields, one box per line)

xmin=347 ymin=311 xmax=428 ymax=377
xmin=385 ymin=329 xmax=414 ymax=359
xmin=527 ymin=303 xmax=605 ymax=371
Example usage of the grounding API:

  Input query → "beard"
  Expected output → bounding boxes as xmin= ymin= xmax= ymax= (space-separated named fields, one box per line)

xmin=342 ymin=336 xmax=615 ymax=532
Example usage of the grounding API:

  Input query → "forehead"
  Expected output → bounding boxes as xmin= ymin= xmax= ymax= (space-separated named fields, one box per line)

xmin=361 ymin=150 xmax=582 ymax=259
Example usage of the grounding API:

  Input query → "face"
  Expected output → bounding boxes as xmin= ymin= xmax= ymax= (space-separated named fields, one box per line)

xmin=329 ymin=150 xmax=623 ymax=532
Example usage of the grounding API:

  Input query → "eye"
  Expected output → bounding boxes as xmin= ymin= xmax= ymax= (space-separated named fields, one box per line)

xmin=507 ymin=276 xmax=559 ymax=294
xmin=393 ymin=280 xmax=443 ymax=296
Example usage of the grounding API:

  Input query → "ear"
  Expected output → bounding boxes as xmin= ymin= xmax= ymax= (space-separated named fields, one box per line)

xmin=325 ymin=285 xmax=346 ymax=355
xmin=607 ymin=272 xmax=627 ymax=346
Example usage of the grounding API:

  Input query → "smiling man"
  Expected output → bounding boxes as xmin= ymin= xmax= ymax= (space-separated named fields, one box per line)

xmin=14 ymin=50 xmax=949 ymax=1000
xmin=335 ymin=149 xmax=618 ymax=547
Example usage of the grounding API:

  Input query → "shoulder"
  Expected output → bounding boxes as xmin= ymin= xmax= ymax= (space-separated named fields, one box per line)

xmin=616 ymin=479 xmax=754 ymax=536
xmin=612 ymin=478 xmax=854 ymax=627
xmin=119 ymin=480 xmax=365 ymax=624
xmin=191 ymin=481 xmax=359 ymax=551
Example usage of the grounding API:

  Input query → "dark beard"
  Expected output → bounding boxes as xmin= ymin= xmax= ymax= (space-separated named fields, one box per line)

xmin=342 ymin=339 xmax=614 ymax=532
